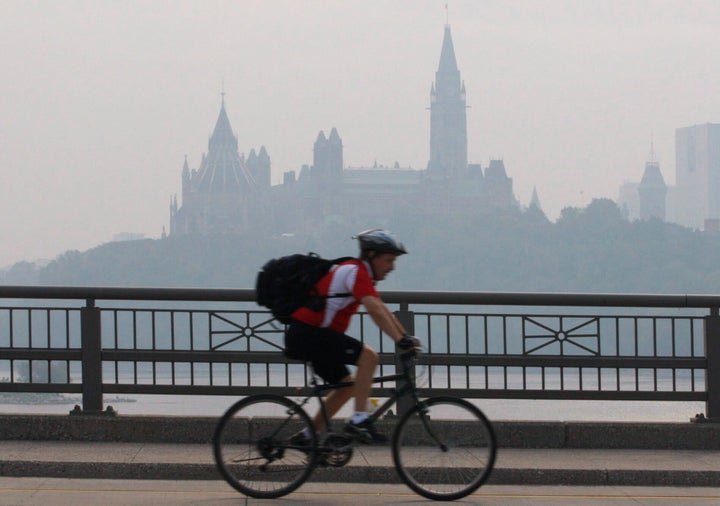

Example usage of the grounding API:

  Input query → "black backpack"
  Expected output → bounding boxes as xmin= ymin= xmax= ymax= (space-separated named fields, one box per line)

xmin=255 ymin=253 xmax=355 ymax=323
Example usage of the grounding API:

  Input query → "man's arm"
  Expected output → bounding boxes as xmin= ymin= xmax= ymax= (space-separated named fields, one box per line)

xmin=361 ymin=295 xmax=407 ymax=343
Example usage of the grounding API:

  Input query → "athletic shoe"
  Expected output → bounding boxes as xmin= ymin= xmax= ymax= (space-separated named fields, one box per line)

xmin=344 ymin=418 xmax=388 ymax=444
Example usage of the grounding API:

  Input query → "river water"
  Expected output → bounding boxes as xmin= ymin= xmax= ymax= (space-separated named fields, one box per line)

xmin=0 ymin=365 xmax=707 ymax=421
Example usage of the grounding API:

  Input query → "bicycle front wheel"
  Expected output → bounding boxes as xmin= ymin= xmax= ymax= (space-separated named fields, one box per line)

xmin=212 ymin=394 xmax=317 ymax=499
xmin=392 ymin=396 xmax=496 ymax=501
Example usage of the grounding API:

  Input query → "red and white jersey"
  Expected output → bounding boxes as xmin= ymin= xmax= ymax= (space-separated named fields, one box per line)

xmin=291 ymin=259 xmax=378 ymax=333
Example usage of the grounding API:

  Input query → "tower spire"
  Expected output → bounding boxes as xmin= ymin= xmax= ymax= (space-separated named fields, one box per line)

xmin=210 ymin=94 xmax=235 ymax=148
xmin=648 ymin=131 xmax=656 ymax=164
xmin=529 ymin=186 xmax=543 ymax=211
xmin=438 ymin=24 xmax=459 ymax=72
xmin=427 ymin=23 xmax=467 ymax=176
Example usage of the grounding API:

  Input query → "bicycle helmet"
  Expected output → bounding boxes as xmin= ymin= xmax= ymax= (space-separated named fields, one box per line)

xmin=354 ymin=229 xmax=408 ymax=255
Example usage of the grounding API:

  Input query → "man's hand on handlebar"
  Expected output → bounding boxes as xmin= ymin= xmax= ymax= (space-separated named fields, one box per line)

xmin=397 ymin=334 xmax=422 ymax=350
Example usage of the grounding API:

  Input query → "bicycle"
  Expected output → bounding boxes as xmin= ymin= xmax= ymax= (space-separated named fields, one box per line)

xmin=212 ymin=349 xmax=496 ymax=501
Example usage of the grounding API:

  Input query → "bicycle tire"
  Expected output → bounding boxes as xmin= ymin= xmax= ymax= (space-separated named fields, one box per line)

xmin=212 ymin=394 xmax=317 ymax=499
xmin=392 ymin=396 xmax=496 ymax=501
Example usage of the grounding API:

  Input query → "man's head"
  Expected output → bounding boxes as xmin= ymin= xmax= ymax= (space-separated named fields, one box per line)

xmin=354 ymin=229 xmax=407 ymax=281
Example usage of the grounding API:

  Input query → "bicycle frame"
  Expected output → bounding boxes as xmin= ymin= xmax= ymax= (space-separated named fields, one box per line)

xmin=298 ymin=351 xmax=419 ymax=432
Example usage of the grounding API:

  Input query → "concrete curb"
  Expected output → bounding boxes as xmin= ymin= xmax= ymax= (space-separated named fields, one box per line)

xmin=2 ymin=414 xmax=719 ymax=449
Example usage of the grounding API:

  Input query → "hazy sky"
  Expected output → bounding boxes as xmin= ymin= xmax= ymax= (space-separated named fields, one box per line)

xmin=1 ymin=0 xmax=718 ymax=267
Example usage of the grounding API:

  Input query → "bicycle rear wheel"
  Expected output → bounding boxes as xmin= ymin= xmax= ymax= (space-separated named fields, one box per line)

xmin=392 ymin=396 xmax=496 ymax=501
xmin=213 ymin=394 xmax=317 ymax=499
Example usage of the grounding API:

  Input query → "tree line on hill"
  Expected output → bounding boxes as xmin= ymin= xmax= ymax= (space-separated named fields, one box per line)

xmin=4 ymin=198 xmax=720 ymax=295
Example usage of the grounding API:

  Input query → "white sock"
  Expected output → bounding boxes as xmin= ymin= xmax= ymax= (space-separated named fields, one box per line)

xmin=350 ymin=411 xmax=369 ymax=424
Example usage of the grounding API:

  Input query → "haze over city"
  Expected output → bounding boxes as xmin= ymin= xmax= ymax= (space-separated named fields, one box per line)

xmin=1 ymin=0 xmax=718 ymax=268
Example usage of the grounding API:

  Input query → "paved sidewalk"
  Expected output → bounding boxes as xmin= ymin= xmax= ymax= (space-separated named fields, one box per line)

xmin=1 ymin=440 xmax=719 ymax=487
xmin=2 ymin=479 xmax=720 ymax=506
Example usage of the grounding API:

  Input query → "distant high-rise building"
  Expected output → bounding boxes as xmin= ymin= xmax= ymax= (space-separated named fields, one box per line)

xmin=427 ymin=25 xmax=467 ymax=177
xmin=674 ymin=123 xmax=720 ymax=229
xmin=637 ymin=144 xmax=667 ymax=221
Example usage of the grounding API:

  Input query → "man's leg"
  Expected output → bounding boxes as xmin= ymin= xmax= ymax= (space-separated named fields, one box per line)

xmin=312 ymin=380 xmax=353 ymax=431
xmin=311 ymin=344 xmax=377 ymax=430
xmin=353 ymin=344 xmax=379 ymax=413
xmin=344 ymin=345 xmax=387 ymax=443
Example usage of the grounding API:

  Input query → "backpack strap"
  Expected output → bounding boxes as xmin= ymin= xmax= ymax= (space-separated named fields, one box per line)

xmin=319 ymin=256 xmax=358 ymax=299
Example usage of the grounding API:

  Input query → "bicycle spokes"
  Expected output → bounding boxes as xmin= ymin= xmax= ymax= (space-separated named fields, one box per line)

xmin=213 ymin=395 xmax=317 ymax=499
xmin=392 ymin=397 xmax=496 ymax=501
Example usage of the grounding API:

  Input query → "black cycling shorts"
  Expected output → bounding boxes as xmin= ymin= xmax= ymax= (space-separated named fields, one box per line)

xmin=284 ymin=320 xmax=364 ymax=384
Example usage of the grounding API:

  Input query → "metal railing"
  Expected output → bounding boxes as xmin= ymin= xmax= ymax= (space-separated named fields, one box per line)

xmin=0 ymin=285 xmax=718 ymax=421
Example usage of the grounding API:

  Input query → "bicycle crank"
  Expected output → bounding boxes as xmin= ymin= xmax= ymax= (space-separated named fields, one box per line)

xmin=319 ymin=433 xmax=354 ymax=467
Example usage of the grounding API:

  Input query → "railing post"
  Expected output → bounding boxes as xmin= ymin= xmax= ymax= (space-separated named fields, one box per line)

xmin=77 ymin=298 xmax=104 ymax=415
xmin=394 ymin=302 xmax=415 ymax=417
xmin=701 ymin=307 xmax=720 ymax=422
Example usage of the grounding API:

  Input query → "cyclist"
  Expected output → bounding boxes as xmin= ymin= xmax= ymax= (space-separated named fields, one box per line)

xmin=284 ymin=228 xmax=419 ymax=443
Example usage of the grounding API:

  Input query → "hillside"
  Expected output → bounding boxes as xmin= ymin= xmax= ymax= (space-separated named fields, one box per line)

xmin=5 ymin=199 xmax=720 ymax=294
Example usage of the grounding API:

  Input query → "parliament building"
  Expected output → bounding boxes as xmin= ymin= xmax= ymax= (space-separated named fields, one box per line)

xmin=169 ymin=25 xmax=519 ymax=237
